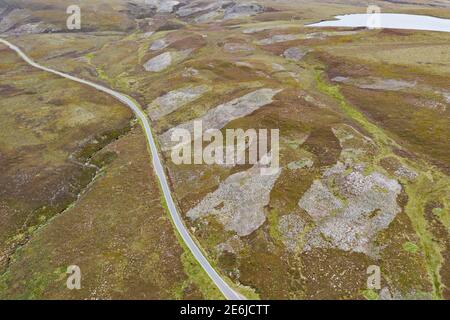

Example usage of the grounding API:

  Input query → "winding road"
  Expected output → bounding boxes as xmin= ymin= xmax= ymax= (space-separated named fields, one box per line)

xmin=0 ymin=38 xmax=243 ymax=300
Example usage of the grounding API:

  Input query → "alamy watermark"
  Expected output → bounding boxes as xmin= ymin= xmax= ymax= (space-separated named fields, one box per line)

xmin=66 ymin=5 xmax=81 ymax=30
xmin=367 ymin=5 xmax=382 ymax=30
xmin=66 ymin=265 xmax=81 ymax=290
xmin=367 ymin=265 xmax=381 ymax=290
xmin=170 ymin=121 xmax=280 ymax=176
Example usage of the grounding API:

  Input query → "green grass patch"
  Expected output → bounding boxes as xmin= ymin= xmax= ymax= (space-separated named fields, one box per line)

xmin=314 ymin=70 xmax=393 ymax=152
xmin=268 ymin=209 xmax=283 ymax=245
xmin=181 ymin=251 xmax=224 ymax=300
xmin=362 ymin=289 xmax=379 ymax=300
xmin=403 ymin=241 xmax=419 ymax=254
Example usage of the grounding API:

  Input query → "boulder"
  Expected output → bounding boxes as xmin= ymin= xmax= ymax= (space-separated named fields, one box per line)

xmin=224 ymin=2 xmax=264 ymax=20
xmin=143 ymin=52 xmax=172 ymax=72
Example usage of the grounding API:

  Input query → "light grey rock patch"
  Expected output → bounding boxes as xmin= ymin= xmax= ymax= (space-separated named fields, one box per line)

xmin=323 ymin=161 xmax=347 ymax=178
xmin=159 ymin=0 xmax=180 ymax=13
xmin=177 ymin=1 xmax=222 ymax=17
xmin=195 ymin=10 xmax=223 ymax=23
xmin=299 ymin=162 xmax=402 ymax=256
xmin=279 ymin=214 xmax=305 ymax=252
xmin=257 ymin=34 xmax=302 ymax=45
xmin=299 ymin=180 xmax=344 ymax=221
xmin=224 ymin=43 xmax=254 ymax=53
xmin=379 ymin=287 xmax=394 ymax=300
xmin=224 ymin=2 xmax=264 ymax=20
xmin=146 ymin=0 xmax=180 ymax=13
xmin=332 ymin=76 xmax=416 ymax=91
xmin=150 ymin=38 xmax=169 ymax=51
xmin=332 ymin=76 xmax=350 ymax=83
xmin=160 ymin=88 xmax=281 ymax=150
xmin=394 ymin=165 xmax=418 ymax=181
xmin=10 ymin=22 xmax=59 ymax=35
xmin=380 ymin=287 xmax=432 ymax=300
xmin=148 ymin=85 xmax=210 ymax=120
xmin=304 ymin=228 xmax=329 ymax=249
xmin=353 ymin=163 xmax=367 ymax=173
xmin=187 ymin=164 xmax=282 ymax=236
xmin=357 ymin=78 xmax=416 ymax=91
xmin=0 ymin=9 xmax=30 ymax=33
xmin=144 ymin=52 xmax=172 ymax=72
xmin=1 ymin=12 xmax=61 ymax=35
xmin=283 ymin=47 xmax=309 ymax=61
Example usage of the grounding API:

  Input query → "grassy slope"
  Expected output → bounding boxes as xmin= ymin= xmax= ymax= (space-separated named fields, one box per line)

xmin=1 ymin=0 xmax=448 ymax=299
xmin=0 ymin=127 xmax=220 ymax=299
xmin=0 ymin=45 xmax=132 ymax=273
xmin=0 ymin=39 xmax=223 ymax=300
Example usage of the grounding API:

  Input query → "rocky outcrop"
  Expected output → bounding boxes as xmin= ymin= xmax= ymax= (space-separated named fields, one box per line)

xmin=283 ymin=47 xmax=309 ymax=61
xmin=299 ymin=180 xmax=343 ymax=221
xmin=187 ymin=163 xmax=281 ymax=236
xmin=224 ymin=2 xmax=264 ymax=20
xmin=278 ymin=214 xmax=305 ymax=252
xmin=0 ymin=9 xmax=29 ymax=33
xmin=379 ymin=156 xmax=418 ymax=181
xmin=149 ymin=38 xmax=169 ymax=51
xmin=394 ymin=165 xmax=418 ymax=181
xmin=144 ymin=48 xmax=192 ymax=73
xmin=147 ymin=85 xmax=210 ymax=120
xmin=160 ymin=88 xmax=281 ymax=150
xmin=298 ymin=162 xmax=402 ymax=256
xmin=0 ymin=8 xmax=60 ymax=34
xmin=177 ymin=1 xmax=224 ymax=17
xmin=146 ymin=0 xmax=180 ymax=13
xmin=332 ymin=76 xmax=416 ymax=91
xmin=143 ymin=52 xmax=172 ymax=72
xmin=293 ymin=124 xmax=402 ymax=256
xmin=195 ymin=10 xmax=223 ymax=23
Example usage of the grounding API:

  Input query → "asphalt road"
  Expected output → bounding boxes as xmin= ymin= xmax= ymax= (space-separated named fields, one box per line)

xmin=0 ymin=38 xmax=244 ymax=300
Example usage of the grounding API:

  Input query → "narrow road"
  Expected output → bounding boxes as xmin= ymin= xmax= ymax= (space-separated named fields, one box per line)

xmin=0 ymin=38 xmax=243 ymax=300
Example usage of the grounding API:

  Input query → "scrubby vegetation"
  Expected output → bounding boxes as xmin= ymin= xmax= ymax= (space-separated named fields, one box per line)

xmin=1 ymin=0 xmax=448 ymax=299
